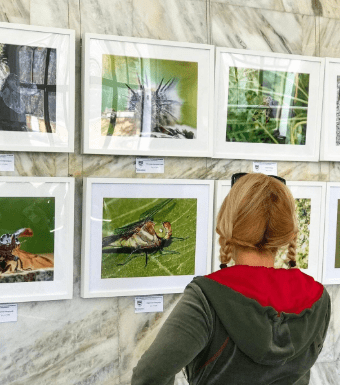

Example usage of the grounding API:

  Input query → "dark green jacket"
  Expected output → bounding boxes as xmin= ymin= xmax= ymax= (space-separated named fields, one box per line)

xmin=132 ymin=266 xmax=331 ymax=385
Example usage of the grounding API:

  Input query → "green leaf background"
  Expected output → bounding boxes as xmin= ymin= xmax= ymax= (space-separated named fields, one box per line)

xmin=101 ymin=198 xmax=197 ymax=278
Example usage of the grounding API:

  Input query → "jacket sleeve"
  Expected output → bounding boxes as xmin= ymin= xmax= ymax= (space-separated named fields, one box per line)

xmin=131 ymin=283 xmax=213 ymax=385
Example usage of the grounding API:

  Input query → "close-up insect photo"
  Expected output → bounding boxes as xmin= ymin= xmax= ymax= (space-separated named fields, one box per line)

xmin=101 ymin=197 xmax=197 ymax=279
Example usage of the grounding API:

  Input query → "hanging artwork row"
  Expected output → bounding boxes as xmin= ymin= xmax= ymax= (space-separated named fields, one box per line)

xmin=0 ymin=23 xmax=339 ymax=161
xmin=0 ymin=22 xmax=75 ymax=152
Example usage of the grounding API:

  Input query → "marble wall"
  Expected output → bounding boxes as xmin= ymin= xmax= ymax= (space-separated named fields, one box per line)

xmin=0 ymin=0 xmax=339 ymax=384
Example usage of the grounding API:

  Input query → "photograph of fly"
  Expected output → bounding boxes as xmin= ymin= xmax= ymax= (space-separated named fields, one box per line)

xmin=101 ymin=55 xmax=198 ymax=140
xmin=0 ymin=43 xmax=56 ymax=133
xmin=82 ymin=178 xmax=213 ymax=297
xmin=101 ymin=198 xmax=197 ymax=278
xmin=0 ymin=197 xmax=55 ymax=283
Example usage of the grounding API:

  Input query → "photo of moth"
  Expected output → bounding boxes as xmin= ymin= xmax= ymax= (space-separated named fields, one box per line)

xmin=101 ymin=197 xmax=197 ymax=278
xmin=0 ymin=197 xmax=55 ymax=283
xmin=0 ymin=43 xmax=57 ymax=133
xmin=101 ymin=54 xmax=198 ymax=139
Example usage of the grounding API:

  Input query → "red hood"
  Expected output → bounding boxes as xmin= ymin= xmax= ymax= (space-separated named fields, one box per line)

xmin=206 ymin=265 xmax=324 ymax=315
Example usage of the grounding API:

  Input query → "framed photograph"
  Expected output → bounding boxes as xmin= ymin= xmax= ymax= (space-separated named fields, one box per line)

xmin=213 ymin=48 xmax=324 ymax=161
xmin=323 ymin=183 xmax=340 ymax=284
xmin=320 ymin=58 xmax=340 ymax=161
xmin=81 ymin=178 xmax=214 ymax=297
xmin=82 ymin=33 xmax=214 ymax=157
xmin=0 ymin=22 xmax=75 ymax=152
xmin=0 ymin=177 xmax=74 ymax=303
xmin=213 ymin=180 xmax=325 ymax=281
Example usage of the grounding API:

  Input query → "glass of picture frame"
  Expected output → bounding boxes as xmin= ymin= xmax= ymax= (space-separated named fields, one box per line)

xmin=213 ymin=48 xmax=324 ymax=161
xmin=81 ymin=178 xmax=214 ymax=298
xmin=320 ymin=58 xmax=340 ymax=161
xmin=323 ymin=183 xmax=340 ymax=284
xmin=213 ymin=180 xmax=325 ymax=281
xmin=0 ymin=177 xmax=74 ymax=303
xmin=82 ymin=33 xmax=214 ymax=157
xmin=0 ymin=22 xmax=75 ymax=152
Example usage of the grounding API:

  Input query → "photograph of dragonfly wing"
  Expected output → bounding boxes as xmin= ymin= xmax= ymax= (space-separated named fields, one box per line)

xmin=0 ymin=197 xmax=55 ymax=283
xmin=101 ymin=55 xmax=198 ymax=139
xmin=101 ymin=197 xmax=197 ymax=278
xmin=0 ymin=43 xmax=57 ymax=133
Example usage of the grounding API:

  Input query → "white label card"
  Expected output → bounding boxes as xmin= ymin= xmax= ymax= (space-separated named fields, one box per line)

xmin=135 ymin=296 xmax=164 ymax=313
xmin=136 ymin=158 xmax=164 ymax=174
xmin=0 ymin=154 xmax=14 ymax=172
xmin=253 ymin=162 xmax=277 ymax=176
xmin=0 ymin=304 xmax=17 ymax=323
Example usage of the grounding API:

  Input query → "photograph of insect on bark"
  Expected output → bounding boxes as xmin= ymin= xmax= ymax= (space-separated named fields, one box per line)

xmin=226 ymin=67 xmax=310 ymax=145
xmin=336 ymin=76 xmax=340 ymax=146
xmin=101 ymin=54 xmax=198 ymax=139
xmin=0 ymin=43 xmax=56 ymax=133
xmin=0 ymin=197 xmax=55 ymax=283
xmin=275 ymin=198 xmax=311 ymax=269
xmin=101 ymin=197 xmax=197 ymax=278
xmin=334 ymin=200 xmax=340 ymax=268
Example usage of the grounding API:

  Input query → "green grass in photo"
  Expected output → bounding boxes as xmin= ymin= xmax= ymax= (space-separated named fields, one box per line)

xmin=101 ymin=198 xmax=197 ymax=278
xmin=276 ymin=198 xmax=310 ymax=269
xmin=0 ymin=197 xmax=55 ymax=254
xmin=226 ymin=67 xmax=310 ymax=145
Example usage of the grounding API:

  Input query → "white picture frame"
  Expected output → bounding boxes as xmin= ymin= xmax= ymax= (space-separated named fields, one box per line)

xmin=323 ymin=183 xmax=340 ymax=284
xmin=320 ymin=58 xmax=340 ymax=161
xmin=0 ymin=177 xmax=74 ymax=303
xmin=0 ymin=22 xmax=75 ymax=152
xmin=82 ymin=33 xmax=214 ymax=157
xmin=81 ymin=178 xmax=214 ymax=298
xmin=213 ymin=180 xmax=325 ymax=282
xmin=213 ymin=48 xmax=324 ymax=161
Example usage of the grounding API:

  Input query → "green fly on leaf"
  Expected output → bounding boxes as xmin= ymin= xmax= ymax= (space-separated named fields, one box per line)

xmin=102 ymin=199 xmax=188 ymax=267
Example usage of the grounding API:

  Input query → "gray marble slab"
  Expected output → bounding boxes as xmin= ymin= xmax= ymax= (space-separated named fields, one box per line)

xmin=209 ymin=0 xmax=317 ymax=17
xmin=118 ymin=293 xmax=182 ymax=383
xmin=83 ymin=155 xmax=207 ymax=179
xmin=0 ymin=0 xmax=30 ymax=24
xmin=80 ymin=0 xmax=133 ymax=36
xmin=0 ymin=296 xmax=120 ymax=385
xmin=0 ymin=153 xmax=68 ymax=177
xmin=132 ymin=0 xmax=208 ymax=43
xmin=320 ymin=16 xmax=340 ymax=58
xmin=310 ymin=361 xmax=340 ymax=384
xmin=30 ymin=0 xmax=69 ymax=29
xmin=211 ymin=3 xmax=317 ymax=56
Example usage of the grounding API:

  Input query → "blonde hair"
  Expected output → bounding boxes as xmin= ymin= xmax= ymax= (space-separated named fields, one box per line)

xmin=216 ymin=173 xmax=298 ymax=268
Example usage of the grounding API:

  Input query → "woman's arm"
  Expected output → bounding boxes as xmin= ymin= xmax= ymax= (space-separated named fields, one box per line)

xmin=131 ymin=283 xmax=213 ymax=385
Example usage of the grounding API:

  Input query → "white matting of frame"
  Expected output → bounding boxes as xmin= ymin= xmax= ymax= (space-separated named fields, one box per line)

xmin=81 ymin=178 xmax=214 ymax=298
xmin=213 ymin=180 xmax=325 ymax=282
xmin=323 ymin=183 xmax=340 ymax=284
xmin=82 ymin=33 xmax=214 ymax=157
xmin=320 ymin=58 xmax=340 ymax=161
xmin=0 ymin=177 xmax=74 ymax=303
xmin=0 ymin=22 xmax=75 ymax=152
xmin=213 ymin=48 xmax=324 ymax=162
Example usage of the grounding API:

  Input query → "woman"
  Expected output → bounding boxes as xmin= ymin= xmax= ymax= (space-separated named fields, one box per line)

xmin=131 ymin=173 xmax=331 ymax=385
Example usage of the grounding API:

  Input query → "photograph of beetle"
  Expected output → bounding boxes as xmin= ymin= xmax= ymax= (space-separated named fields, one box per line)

xmin=0 ymin=197 xmax=55 ymax=282
xmin=101 ymin=54 xmax=198 ymax=139
xmin=101 ymin=197 xmax=197 ymax=278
